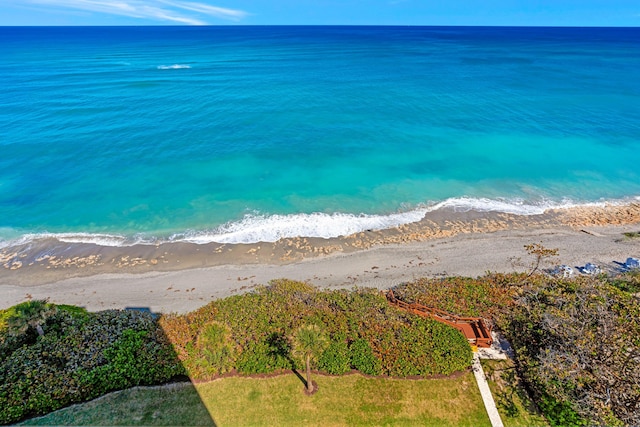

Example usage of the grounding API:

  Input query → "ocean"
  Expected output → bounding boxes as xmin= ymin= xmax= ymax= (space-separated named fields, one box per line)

xmin=1 ymin=26 xmax=639 ymax=247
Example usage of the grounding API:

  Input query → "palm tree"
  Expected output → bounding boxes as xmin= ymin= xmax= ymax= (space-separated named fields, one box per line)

xmin=8 ymin=300 xmax=53 ymax=337
xmin=291 ymin=324 xmax=328 ymax=394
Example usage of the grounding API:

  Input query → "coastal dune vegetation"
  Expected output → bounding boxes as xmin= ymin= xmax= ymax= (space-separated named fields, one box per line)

xmin=1 ymin=265 xmax=640 ymax=426
xmin=0 ymin=280 xmax=472 ymax=425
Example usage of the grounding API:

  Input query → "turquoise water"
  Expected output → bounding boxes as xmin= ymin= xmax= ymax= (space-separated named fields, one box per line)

xmin=1 ymin=26 xmax=639 ymax=245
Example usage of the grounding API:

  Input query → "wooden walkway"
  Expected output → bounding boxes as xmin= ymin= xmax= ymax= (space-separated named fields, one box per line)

xmin=385 ymin=290 xmax=493 ymax=348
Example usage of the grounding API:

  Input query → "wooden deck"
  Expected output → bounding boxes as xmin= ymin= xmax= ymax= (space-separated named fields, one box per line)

xmin=385 ymin=290 xmax=493 ymax=348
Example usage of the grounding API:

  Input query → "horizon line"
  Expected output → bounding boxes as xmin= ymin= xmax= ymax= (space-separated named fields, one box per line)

xmin=1 ymin=24 xmax=639 ymax=28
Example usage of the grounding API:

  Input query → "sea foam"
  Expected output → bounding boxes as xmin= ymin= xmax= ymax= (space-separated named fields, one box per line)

xmin=0 ymin=232 xmax=152 ymax=250
xmin=170 ymin=196 xmax=630 ymax=245
xmin=173 ymin=209 xmax=430 ymax=245
xmin=0 ymin=197 xmax=635 ymax=249
xmin=157 ymin=64 xmax=191 ymax=70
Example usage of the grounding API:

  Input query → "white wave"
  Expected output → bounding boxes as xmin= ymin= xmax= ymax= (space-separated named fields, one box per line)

xmin=430 ymin=197 xmax=555 ymax=215
xmin=2 ymin=196 xmax=638 ymax=248
xmin=49 ymin=233 xmax=131 ymax=246
xmin=0 ymin=232 xmax=153 ymax=249
xmin=179 ymin=195 xmax=639 ymax=244
xmin=157 ymin=64 xmax=191 ymax=70
xmin=174 ymin=209 xmax=430 ymax=245
xmin=429 ymin=196 xmax=635 ymax=216
xmin=175 ymin=199 xmax=544 ymax=245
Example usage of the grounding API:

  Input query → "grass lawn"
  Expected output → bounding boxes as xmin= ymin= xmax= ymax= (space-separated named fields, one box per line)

xmin=21 ymin=372 xmax=491 ymax=426
xmin=20 ymin=368 xmax=549 ymax=426
xmin=19 ymin=382 xmax=214 ymax=426
xmin=196 ymin=372 xmax=490 ymax=426
xmin=481 ymin=359 xmax=548 ymax=427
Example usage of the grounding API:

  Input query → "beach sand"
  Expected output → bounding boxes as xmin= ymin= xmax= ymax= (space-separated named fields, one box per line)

xmin=1 ymin=204 xmax=639 ymax=313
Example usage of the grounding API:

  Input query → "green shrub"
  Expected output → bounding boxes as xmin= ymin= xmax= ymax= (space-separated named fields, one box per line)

xmin=236 ymin=334 xmax=292 ymax=375
xmin=195 ymin=322 xmax=237 ymax=376
xmin=2 ymin=281 xmax=482 ymax=424
xmin=376 ymin=317 xmax=472 ymax=377
xmin=0 ymin=306 xmax=16 ymax=333
xmin=538 ymin=393 xmax=585 ymax=427
xmin=393 ymin=275 xmax=516 ymax=319
xmin=236 ymin=342 xmax=276 ymax=374
xmin=0 ymin=306 xmax=182 ymax=425
xmin=350 ymin=339 xmax=382 ymax=376
xmin=498 ymin=274 xmax=640 ymax=426
xmin=609 ymin=270 xmax=640 ymax=293
xmin=56 ymin=304 xmax=89 ymax=319
xmin=0 ymin=300 xmax=57 ymax=358
xmin=169 ymin=282 xmax=472 ymax=380
xmin=318 ymin=340 xmax=351 ymax=375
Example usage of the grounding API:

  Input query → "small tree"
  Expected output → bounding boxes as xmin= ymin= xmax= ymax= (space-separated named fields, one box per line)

xmin=523 ymin=243 xmax=558 ymax=278
xmin=8 ymin=300 xmax=54 ymax=337
xmin=195 ymin=321 xmax=237 ymax=375
xmin=510 ymin=243 xmax=559 ymax=280
xmin=292 ymin=324 xmax=328 ymax=394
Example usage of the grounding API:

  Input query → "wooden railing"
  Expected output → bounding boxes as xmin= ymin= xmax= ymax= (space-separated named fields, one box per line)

xmin=385 ymin=290 xmax=493 ymax=348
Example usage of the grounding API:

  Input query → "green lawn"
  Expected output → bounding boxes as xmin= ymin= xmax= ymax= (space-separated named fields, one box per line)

xmin=196 ymin=373 xmax=490 ymax=426
xmin=21 ymin=369 xmax=548 ymax=426
xmin=19 ymin=382 xmax=214 ymax=426
xmin=22 ymin=372 xmax=491 ymax=426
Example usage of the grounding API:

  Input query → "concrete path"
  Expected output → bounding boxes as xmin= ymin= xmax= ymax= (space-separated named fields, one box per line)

xmin=472 ymin=352 xmax=505 ymax=427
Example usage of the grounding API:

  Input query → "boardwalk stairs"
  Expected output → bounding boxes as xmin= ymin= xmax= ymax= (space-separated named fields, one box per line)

xmin=385 ymin=289 xmax=493 ymax=348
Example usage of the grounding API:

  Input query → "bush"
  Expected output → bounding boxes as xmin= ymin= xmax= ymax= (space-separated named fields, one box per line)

xmin=164 ymin=282 xmax=473 ymax=380
xmin=498 ymin=274 xmax=640 ymax=426
xmin=0 ymin=307 xmax=183 ymax=425
xmin=189 ymin=322 xmax=237 ymax=377
xmin=393 ymin=274 xmax=518 ymax=319
xmin=0 ymin=300 xmax=57 ymax=359
xmin=236 ymin=342 xmax=275 ymax=374
xmin=0 ymin=306 xmax=16 ymax=333
xmin=609 ymin=270 xmax=640 ymax=293
xmin=350 ymin=339 xmax=382 ymax=376
xmin=394 ymin=317 xmax=471 ymax=376
xmin=538 ymin=393 xmax=585 ymax=427
xmin=318 ymin=340 xmax=351 ymax=375
xmin=2 ymin=280 xmax=480 ymax=423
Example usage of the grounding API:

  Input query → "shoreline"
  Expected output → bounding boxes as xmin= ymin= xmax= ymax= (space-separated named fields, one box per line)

xmin=1 ymin=203 xmax=639 ymax=313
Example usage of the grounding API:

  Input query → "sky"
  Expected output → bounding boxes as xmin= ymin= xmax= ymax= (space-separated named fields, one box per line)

xmin=0 ymin=0 xmax=638 ymax=26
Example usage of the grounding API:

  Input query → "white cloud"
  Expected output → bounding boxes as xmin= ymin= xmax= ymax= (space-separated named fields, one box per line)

xmin=158 ymin=0 xmax=248 ymax=21
xmin=21 ymin=0 xmax=248 ymax=24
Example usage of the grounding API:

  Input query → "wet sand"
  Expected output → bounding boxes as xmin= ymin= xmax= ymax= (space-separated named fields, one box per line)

xmin=1 ymin=204 xmax=639 ymax=313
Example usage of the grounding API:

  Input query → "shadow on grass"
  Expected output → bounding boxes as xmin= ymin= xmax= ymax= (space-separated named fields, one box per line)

xmin=21 ymin=382 xmax=216 ymax=426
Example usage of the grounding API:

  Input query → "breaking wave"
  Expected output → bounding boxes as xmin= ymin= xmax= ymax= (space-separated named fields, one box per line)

xmin=0 ymin=196 xmax=635 ymax=249
xmin=173 ymin=196 xmax=628 ymax=244
xmin=172 ymin=210 xmax=430 ymax=244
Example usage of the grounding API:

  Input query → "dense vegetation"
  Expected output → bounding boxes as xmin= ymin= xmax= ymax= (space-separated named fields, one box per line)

xmin=158 ymin=280 xmax=472 ymax=380
xmin=0 ymin=302 xmax=183 ymax=425
xmin=1 ymin=280 xmax=472 ymax=424
xmin=394 ymin=270 xmax=640 ymax=426
xmin=3 ymin=261 xmax=639 ymax=426
xmin=502 ymin=274 xmax=640 ymax=427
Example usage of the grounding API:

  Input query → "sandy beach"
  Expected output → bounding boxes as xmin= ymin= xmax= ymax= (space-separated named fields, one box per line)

xmin=1 ymin=203 xmax=639 ymax=313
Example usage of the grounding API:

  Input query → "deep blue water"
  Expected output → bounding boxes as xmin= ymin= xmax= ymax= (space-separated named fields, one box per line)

xmin=1 ymin=26 xmax=639 ymax=245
